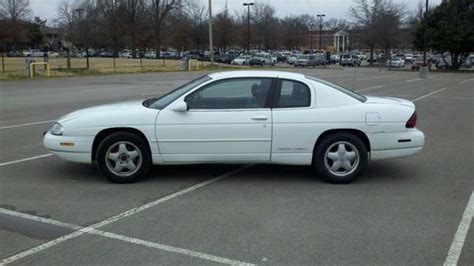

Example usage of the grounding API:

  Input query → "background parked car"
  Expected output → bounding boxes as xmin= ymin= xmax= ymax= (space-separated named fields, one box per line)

xmin=411 ymin=57 xmax=431 ymax=70
xmin=386 ymin=57 xmax=405 ymax=68
xmin=231 ymin=55 xmax=251 ymax=65
xmin=340 ymin=54 xmax=361 ymax=67
xmin=249 ymin=53 xmax=274 ymax=66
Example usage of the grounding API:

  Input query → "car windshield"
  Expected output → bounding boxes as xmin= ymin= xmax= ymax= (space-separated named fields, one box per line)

xmin=299 ymin=55 xmax=310 ymax=59
xmin=144 ymin=75 xmax=211 ymax=109
xmin=305 ymin=75 xmax=367 ymax=102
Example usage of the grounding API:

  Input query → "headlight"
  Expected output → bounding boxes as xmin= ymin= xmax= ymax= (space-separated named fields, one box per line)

xmin=50 ymin=122 xmax=64 ymax=136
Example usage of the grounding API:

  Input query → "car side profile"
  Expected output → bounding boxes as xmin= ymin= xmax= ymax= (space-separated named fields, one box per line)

xmin=43 ymin=71 xmax=424 ymax=184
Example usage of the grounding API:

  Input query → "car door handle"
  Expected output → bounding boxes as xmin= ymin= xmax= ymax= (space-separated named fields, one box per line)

xmin=251 ymin=116 xmax=268 ymax=121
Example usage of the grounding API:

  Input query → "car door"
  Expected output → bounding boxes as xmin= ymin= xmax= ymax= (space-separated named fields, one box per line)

xmin=271 ymin=78 xmax=315 ymax=165
xmin=155 ymin=77 xmax=275 ymax=163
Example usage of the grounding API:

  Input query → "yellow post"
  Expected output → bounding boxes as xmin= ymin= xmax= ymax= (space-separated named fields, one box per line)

xmin=188 ymin=60 xmax=199 ymax=71
xmin=29 ymin=62 xmax=51 ymax=78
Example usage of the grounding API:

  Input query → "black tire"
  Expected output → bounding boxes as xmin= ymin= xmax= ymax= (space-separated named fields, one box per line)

xmin=313 ymin=133 xmax=368 ymax=184
xmin=96 ymin=132 xmax=151 ymax=183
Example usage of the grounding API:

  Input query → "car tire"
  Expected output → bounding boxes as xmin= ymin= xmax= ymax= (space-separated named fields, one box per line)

xmin=96 ymin=132 xmax=151 ymax=183
xmin=313 ymin=133 xmax=368 ymax=184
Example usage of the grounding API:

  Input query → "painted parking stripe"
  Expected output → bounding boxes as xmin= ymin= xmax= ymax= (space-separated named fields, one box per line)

xmin=406 ymin=78 xmax=423 ymax=83
xmin=412 ymin=87 xmax=447 ymax=102
xmin=0 ymin=120 xmax=54 ymax=130
xmin=358 ymin=74 xmax=398 ymax=81
xmin=356 ymin=85 xmax=384 ymax=92
xmin=459 ymin=78 xmax=474 ymax=84
xmin=0 ymin=208 xmax=255 ymax=266
xmin=0 ymin=154 xmax=52 ymax=167
xmin=444 ymin=192 xmax=474 ymax=266
xmin=1 ymin=164 xmax=254 ymax=265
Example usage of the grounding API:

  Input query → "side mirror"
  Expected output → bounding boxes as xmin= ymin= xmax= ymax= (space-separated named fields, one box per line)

xmin=172 ymin=101 xmax=188 ymax=112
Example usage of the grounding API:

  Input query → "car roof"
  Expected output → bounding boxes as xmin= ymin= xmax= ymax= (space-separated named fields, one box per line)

xmin=208 ymin=70 xmax=306 ymax=80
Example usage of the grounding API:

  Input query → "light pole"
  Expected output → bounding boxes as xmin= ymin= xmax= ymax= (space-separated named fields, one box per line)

xmin=208 ymin=0 xmax=214 ymax=64
xmin=309 ymin=23 xmax=315 ymax=52
xmin=75 ymin=8 xmax=89 ymax=69
xmin=243 ymin=2 xmax=254 ymax=55
xmin=317 ymin=14 xmax=325 ymax=51
xmin=423 ymin=0 xmax=428 ymax=67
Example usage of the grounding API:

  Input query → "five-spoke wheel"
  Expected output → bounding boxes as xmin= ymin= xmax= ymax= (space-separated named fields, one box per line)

xmin=96 ymin=132 xmax=151 ymax=183
xmin=313 ymin=133 xmax=368 ymax=183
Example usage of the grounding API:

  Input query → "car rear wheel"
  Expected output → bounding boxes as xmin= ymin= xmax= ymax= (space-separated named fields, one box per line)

xmin=96 ymin=132 xmax=151 ymax=183
xmin=313 ymin=133 xmax=368 ymax=184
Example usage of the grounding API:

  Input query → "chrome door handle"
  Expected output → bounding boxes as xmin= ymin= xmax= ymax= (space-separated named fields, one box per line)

xmin=251 ymin=116 xmax=268 ymax=121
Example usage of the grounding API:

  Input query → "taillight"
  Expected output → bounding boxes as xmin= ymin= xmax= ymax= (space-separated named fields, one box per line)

xmin=406 ymin=111 xmax=417 ymax=128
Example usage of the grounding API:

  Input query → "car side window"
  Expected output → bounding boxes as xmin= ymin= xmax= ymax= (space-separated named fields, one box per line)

xmin=276 ymin=80 xmax=311 ymax=108
xmin=186 ymin=78 xmax=272 ymax=109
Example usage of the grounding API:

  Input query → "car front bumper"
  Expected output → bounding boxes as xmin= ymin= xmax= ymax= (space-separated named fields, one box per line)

xmin=43 ymin=131 xmax=93 ymax=163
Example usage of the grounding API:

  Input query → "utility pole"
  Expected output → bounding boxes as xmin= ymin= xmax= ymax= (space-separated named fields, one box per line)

xmin=75 ymin=8 xmax=89 ymax=69
xmin=317 ymin=14 xmax=325 ymax=51
xmin=423 ymin=0 xmax=429 ymax=66
xmin=208 ymin=0 xmax=214 ymax=64
xmin=309 ymin=23 xmax=314 ymax=52
xmin=243 ymin=2 xmax=255 ymax=55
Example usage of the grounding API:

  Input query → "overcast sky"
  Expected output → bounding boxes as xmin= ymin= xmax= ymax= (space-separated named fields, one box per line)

xmin=31 ymin=0 xmax=443 ymax=24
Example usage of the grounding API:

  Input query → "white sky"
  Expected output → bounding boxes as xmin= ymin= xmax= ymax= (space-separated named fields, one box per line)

xmin=30 ymin=0 xmax=443 ymax=25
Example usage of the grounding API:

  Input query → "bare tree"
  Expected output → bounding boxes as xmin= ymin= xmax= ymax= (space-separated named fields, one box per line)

xmin=0 ymin=0 xmax=31 ymax=21
xmin=147 ymin=0 xmax=181 ymax=58
xmin=122 ymin=0 xmax=145 ymax=57
xmin=252 ymin=2 xmax=278 ymax=50
xmin=184 ymin=0 xmax=207 ymax=52
xmin=97 ymin=0 xmax=123 ymax=66
xmin=0 ymin=0 xmax=31 ymax=50
xmin=349 ymin=0 xmax=405 ymax=63
xmin=324 ymin=18 xmax=350 ymax=31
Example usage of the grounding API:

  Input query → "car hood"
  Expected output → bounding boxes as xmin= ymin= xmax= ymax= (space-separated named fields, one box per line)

xmin=57 ymin=100 xmax=159 ymax=128
xmin=365 ymin=96 xmax=414 ymax=108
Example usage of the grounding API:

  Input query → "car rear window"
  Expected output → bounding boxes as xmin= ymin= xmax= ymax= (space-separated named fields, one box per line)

xmin=305 ymin=75 xmax=367 ymax=102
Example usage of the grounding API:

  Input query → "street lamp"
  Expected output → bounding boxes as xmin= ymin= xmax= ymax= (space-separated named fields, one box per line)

xmin=208 ymin=0 xmax=214 ymax=64
xmin=75 ymin=8 xmax=89 ymax=69
xmin=243 ymin=2 xmax=255 ymax=55
xmin=309 ymin=23 xmax=315 ymax=52
xmin=317 ymin=14 xmax=325 ymax=51
xmin=423 ymin=0 xmax=428 ymax=67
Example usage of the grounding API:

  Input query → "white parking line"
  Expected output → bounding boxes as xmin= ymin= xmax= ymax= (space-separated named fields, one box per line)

xmin=358 ymin=74 xmax=398 ymax=81
xmin=1 ymin=164 xmax=254 ymax=265
xmin=0 ymin=120 xmax=54 ymax=130
xmin=0 ymin=208 xmax=255 ymax=265
xmin=356 ymin=85 xmax=384 ymax=92
xmin=406 ymin=78 xmax=423 ymax=83
xmin=459 ymin=78 xmax=474 ymax=84
xmin=0 ymin=154 xmax=52 ymax=167
xmin=412 ymin=87 xmax=447 ymax=102
xmin=444 ymin=192 xmax=474 ymax=266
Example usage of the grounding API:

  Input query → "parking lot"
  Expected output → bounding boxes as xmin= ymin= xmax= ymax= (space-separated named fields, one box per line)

xmin=1 ymin=68 xmax=473 ymax=265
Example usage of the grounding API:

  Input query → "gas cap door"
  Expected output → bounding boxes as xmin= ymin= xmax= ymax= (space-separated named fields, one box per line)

xmin=365 ymin=112 xmax=380 ymax=126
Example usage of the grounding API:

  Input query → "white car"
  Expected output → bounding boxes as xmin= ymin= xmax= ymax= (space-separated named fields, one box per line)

xmin=43 ymin=71 xmax=424 ymax=184
xmin=386 ymin=57 xmax=405 ymax=68
xmin=231 ymin=55 xmax=251 ymax=65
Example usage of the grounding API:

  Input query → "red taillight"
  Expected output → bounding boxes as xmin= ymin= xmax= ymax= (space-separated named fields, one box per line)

xmin=406 ymin=111 xmax=417 ymax=128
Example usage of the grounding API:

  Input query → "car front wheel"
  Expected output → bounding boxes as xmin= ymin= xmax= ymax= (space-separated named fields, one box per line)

xmin=313 ymin=133 xmax=368 ymax=184
xmin=96 ymin=132 xmax=151 ymax=183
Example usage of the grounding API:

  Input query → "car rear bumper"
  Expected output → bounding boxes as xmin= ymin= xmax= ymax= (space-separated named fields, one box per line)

xmin=369 ymin=129 xmax=425 ymax=160
xmin=43 ymin=131 xmax=93 ymax=163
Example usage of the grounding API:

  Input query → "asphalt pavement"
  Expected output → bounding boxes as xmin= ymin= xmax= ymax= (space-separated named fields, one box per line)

xmin=0 ymin=67 xmax=473 ymax=265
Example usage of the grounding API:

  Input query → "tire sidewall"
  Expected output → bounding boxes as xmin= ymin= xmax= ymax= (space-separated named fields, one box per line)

xmin=313 ymin=133 xmax=368 ymax=184
xmin=96 ymin=132 xmax=151 ymax=183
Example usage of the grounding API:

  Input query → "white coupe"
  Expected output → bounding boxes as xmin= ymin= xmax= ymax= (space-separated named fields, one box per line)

xmin=43 ymin=71 xmax=424 ymax=183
